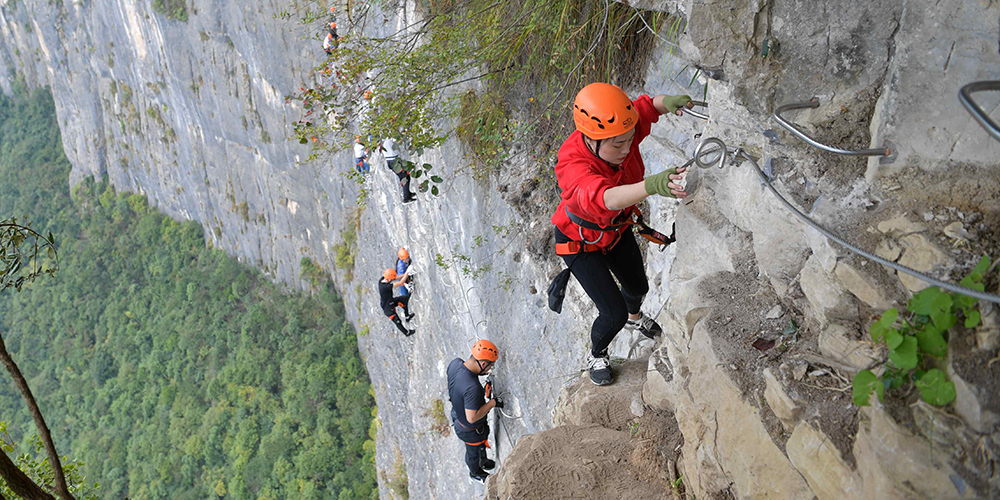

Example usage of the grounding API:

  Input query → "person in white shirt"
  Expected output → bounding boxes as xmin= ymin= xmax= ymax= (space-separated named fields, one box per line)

xmin=353 ymin=136 xmax=370 ymax=174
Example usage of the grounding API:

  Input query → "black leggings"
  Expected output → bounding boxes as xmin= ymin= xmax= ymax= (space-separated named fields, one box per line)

xmin=383 ymin=295 xmax=411 ymax=334
xmin=556 ymin=228 xmax=648 ymax=357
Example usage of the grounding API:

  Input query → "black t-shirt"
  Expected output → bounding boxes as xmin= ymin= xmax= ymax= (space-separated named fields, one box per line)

xmin=447 ymin=358 xmax=485 ymax=430
xmin=378 ymin=280 xmax=395 ymax=309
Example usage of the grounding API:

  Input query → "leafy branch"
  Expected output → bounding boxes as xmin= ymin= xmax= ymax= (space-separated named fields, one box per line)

xmin=0 ymin=219 xmax=58 ymax=293
xmin=854 ymin=255 xmax=993 ymax=407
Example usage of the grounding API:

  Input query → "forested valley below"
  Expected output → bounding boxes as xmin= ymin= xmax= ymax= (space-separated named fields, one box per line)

xmin=0 ymin=86 xmax=377 ymax=499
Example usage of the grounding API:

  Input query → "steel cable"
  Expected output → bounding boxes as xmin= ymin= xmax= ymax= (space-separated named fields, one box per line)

xmin=689 ymin=142 xmax=1000 ymax=304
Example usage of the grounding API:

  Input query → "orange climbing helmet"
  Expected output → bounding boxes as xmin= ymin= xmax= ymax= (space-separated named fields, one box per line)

xmin=572 ymin=82 xmax=638 ymax=140
xmin=383 ymin=268 xmax=397 ymax=281
xmin=471 ymin=339 xmax=499 ymax=362
xmin=398 ymin=247 xmax=409 ymax=260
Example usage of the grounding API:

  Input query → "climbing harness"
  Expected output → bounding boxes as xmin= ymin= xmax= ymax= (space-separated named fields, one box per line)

xmin=550 ymin=206 xmax=674 ymax=313
xmin=688 ymin=137 xmax=1000 ymax=305
xmin=959 ymin=81 xmax=1000 ymax=142
xmin=680 ymin=100 xmax=710 ymax=120
xmin=557 ymin=206 xmax=674 ymax=255
xmin=774 ymin=97 xmax=895 ymax=161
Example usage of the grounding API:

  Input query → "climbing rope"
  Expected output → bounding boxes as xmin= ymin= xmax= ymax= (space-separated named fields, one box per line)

xmin=959 ymin=81 xmax=1000 ymax=142
xmin=773 ymin=98 xmax=894 ymax=159
xmin=688 ymin=138 xmax=1000 ymax=304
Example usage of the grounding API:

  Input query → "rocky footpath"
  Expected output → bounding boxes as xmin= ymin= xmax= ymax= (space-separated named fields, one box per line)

xmin=2 ymin=0 xmax=1000 ymax=498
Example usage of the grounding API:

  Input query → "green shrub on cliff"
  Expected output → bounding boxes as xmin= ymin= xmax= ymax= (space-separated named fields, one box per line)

xmin=854 ymin=257 xmax=992 ymax=407
xmin=152 ymin=0 xmax=188 ymax=22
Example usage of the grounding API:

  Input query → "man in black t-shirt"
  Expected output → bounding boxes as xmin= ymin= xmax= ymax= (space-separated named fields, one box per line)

xmin=379 ymin=268 xmax=414 ymax=336
xmin=447 ymin=339 xmax=502 ymax=483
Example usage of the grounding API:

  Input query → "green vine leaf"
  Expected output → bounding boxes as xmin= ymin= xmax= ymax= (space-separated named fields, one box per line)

xmin=973 ymin=254 xmax=991 ymax=275
xmin=852 ymin=369 xmax=884 ymax=406
xmin=914 ymin=325 xmax=948 ymax=357
xmin=885 ymin=328 xmax=904 ymax=350
xmin=965 ymin=310 xmax=981 ymax=328
xmin=930 ymin=308 xmax=958 ymax=330
xmin=916 ymin=369 xmax=957 ymax=406
xmin=879 ymin=308 xmax=898 ymax=328
xmin=888 ymin=336 xmax=918 ymax=370
xmin=908 ymin=287 xmax=951 ymax=316
xmin=870 ymin=321 xmax=887 ymax=343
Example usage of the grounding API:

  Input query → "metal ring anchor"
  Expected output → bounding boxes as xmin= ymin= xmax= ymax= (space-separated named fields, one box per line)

xmin=681 ymin=100 xmax=710 ymax=120
xmin=694 ymin=138 xmax=728 ymax=169
xmin=959 ymin=81 xmax=1000 ymax=142
xmin=773 ymin=98 xmax=893 ymax=157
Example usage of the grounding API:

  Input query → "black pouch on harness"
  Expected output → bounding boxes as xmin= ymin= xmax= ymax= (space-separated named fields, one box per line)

xmin=547 ymin=268 xmax=573 ymax=313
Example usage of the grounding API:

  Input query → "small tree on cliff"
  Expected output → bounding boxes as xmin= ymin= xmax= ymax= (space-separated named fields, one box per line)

xmin=0 ymin=218 xmax=89 ymax=500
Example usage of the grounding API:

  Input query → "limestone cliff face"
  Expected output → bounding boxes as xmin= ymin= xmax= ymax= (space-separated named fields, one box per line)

xmin=3 ymin=0 xmax=1000 ymax=499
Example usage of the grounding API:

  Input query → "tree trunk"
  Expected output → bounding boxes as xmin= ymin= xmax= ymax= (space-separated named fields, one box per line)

xmin=0 ymin=448 xmax=54 ymax=500
xmin=0 ymin=335 xmax=74 ymax=500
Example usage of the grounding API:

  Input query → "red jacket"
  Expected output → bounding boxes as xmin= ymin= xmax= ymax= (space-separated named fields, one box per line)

xmin=551 ymin=94 xmax=660 ymax=249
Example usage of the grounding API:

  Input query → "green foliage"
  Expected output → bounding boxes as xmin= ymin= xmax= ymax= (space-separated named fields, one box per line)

xmin=0 ymin=217 xmax=58 ymax=292
xmin=300 ymin=256 xmax=329 ymax=288
xmin=384 ymin=452 xmax=409 ymax=500
xmin=291 ymin=0 xmax=669 ymax=177
xmin=397 ymin=160 xmax=444 ymax=196
xmin=0 ymin=88 xmax=376 ymax=499
xmin=434 ymin=245 xmax=492 ymax=279
xmin=151 ymin=0 xmax=188 ymax=22
xmin=333 ymin=208 xmax=361 ymax=281
xmin=853 ymin=256 xmax=992 ymax=407
xmin=423 ymin=399 xmax=450 ymax=437
xmin=0 ymin=422 xmax=99 ymax=500
xmin=456 ymin=89 xmax=508 ymax=178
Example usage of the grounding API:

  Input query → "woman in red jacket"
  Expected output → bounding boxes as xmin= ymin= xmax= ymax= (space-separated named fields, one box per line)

xmin=552 ymin=82 xmax=691 ymax=385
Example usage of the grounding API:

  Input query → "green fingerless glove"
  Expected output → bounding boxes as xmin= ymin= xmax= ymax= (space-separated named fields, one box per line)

xmin=661 ymin=95 xmax=692 ymax=114
xmin=644 ymin=168 xmax=679 ymax=198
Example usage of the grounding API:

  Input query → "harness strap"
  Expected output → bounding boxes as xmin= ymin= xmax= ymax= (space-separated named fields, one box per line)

xmin=564 ymin=206 xmax=629 ymax=232
xmin=464 ymin=439 xmax=491 ymax=449
xmin=555 ymin=241 xmax=603 ymax=255
xmin=560 ymin=205 xmax=674 ymax=252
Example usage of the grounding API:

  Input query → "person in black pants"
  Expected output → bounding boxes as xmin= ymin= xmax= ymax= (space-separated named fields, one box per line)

xmin=447 ymin=340 xmax=502 ymax=483
xmin=381 ymin=138 xmax=415 ymax=203
xmin=550 ymin=82 xmax=690 ymax=385
xmin=555 ymin=227 xmax=649 ymax=355
xmin=379 ymin=268 xmax=414 ymax=336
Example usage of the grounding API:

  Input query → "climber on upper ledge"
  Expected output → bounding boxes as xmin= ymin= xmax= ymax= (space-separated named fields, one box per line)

xmin=550 ymin=82 xmax=691 ymax=386
xmin=353 ymin=136 xmax=370 ymax=174
xmin=379 ymin=268 xmax=414 ymax=336
xmin=323 ymin=22 xmax=338 ymax=55
xmin=395 ymin=247 xmax=414 ymax=297
xmin=447 ymin=340 xmax=502 ymax=484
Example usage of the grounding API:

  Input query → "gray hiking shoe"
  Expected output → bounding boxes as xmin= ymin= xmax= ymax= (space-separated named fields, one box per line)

xmin=626 ymin=311 xmax=662 ymax=339
xmin=588 ymin=354 xmax=613 ymax=386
